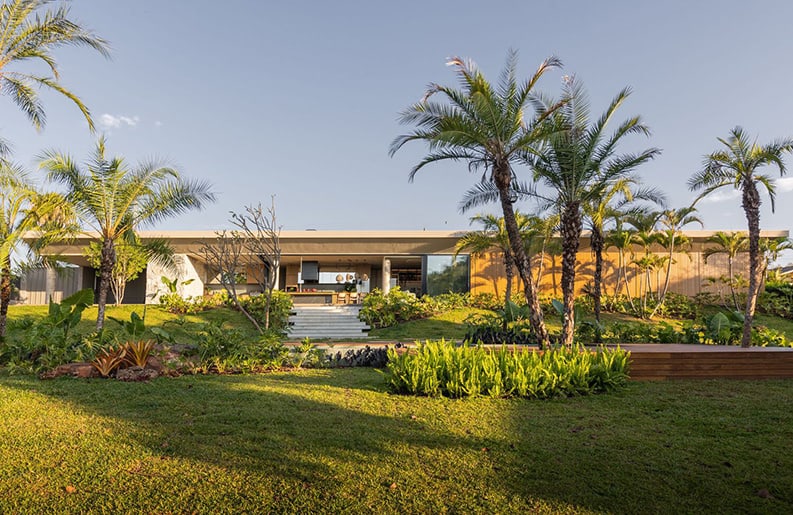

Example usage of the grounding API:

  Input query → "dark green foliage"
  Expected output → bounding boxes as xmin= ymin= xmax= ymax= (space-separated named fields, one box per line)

xmin=359 ymin=287 xmax=434 ymax=328
xmin=327 ymin=345 xmax=390 ymax=368
xmin=108 ymin=311 xmax=145 ymax=339
xmin=0 ymin=289 xmax=103 ymax=372
xmin=463 ymin=301 xmax=538 ymax=346
xmin=758 ymin=282 xmax=793 ymax=319
xmin=237 ymin=290 xmax=292 ymax=333
xmin=386 ymin=340 xmax=630 ymax=398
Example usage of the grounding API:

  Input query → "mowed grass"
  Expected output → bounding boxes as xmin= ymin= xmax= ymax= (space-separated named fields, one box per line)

xmin=1 ymin=370 xmax=791 ymax=514
xmin=6 ymin=304 xmax=261 ymax=344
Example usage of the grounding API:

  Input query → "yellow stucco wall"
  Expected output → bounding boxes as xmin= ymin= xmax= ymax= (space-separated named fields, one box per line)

xmin=470 ymin=244 xmax=752 ymax=299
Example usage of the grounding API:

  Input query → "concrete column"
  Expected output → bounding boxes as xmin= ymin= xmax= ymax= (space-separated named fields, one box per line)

xmin=382 ymin=258 xmax=391 ymax=294
xmin=45 ymin=267 xmax=57 ymax=303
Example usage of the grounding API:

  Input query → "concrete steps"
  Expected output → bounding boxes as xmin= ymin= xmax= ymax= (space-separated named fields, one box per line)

xmin=288 ymin=305 xmax=370 ymax=339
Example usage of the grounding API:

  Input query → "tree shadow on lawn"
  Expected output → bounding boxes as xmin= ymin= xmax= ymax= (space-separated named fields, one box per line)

xmin=3 ymin=373 xmax=792 ymax=513
xmin=0 ymin=370 xmax=561 ymax=512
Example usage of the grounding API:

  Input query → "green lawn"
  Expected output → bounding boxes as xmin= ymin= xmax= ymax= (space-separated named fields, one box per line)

xmin=6 ymin=304 xmax=261 ymax=344
xmin=0 ymin=369 xmax=791 ymax=514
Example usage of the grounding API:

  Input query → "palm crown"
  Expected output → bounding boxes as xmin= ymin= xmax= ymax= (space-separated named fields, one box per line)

xmin=0 ymin=0 xmax=110 ymax=131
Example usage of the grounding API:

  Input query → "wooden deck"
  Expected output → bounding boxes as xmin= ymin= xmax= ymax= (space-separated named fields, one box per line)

xmin=620 ymin=344 xmax=793 ymax=380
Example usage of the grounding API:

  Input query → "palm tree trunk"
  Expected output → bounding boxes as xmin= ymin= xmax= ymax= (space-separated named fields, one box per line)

xmin=728 ymin=257 xmax=739 ymax=311
xmin=742 ymin=185 xmax=762 ymax=347
xmin=560 ymin=202 xmax=582 ymax=348
xmin=494 ymin=166 xmax=549 ymax=348
xmin=503 ymin=252 xmax=514 ymax=310
xmin=96 ymin=237 xmax=116 ymax=332
xmin=650 ymin=240 xmax=675 ymax=319
xmin=0 ymin=262 xmax=12 ymax=339
xmin=591 ymin=228 xmax=604 ymax=324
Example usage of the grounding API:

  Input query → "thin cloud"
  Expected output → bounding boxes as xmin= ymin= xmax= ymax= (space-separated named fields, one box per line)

xmin=776 ymin=177 xmax=793 ymax=193
xmin=98 ymin=113 xmax=140 ymax=130
xmin=699 ymin=189 xmax=740 ymax=203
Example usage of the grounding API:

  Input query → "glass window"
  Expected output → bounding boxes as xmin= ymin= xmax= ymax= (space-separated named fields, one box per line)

xmin=423 ymin=255 xmax=469 ymax=296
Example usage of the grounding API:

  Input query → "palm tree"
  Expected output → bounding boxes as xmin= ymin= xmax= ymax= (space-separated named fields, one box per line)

xmin=689 ymin=127 xmax=793 ymax=346
xmin=703 ymin=231 xmax=749 ymax=311
xmin=455 ymin=212 xmax=534 ymax=310
xmin=40 ymin=137 xmax=215 ymax=331
xmin=0 ymin=158 xmax=72 ymax=338
xmin=527 ymin=76 xmax=660 ymax=346
xmin=390 ymin=52 xmax=562 ymax=348
xmin=760 ymin=236 xmax=793 ymax=286
xmin=0 ymin=0 xmax=109 ymax=133
xmin=584 ymin=178 xmax=664 ymax=323
xmin=649 ymin=206 xmax=702 ymax=318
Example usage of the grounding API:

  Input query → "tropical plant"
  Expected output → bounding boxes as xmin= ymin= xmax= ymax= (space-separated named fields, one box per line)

xmin=527 ymin=76 xmax=660 ymax=346
xmin=649 ymin=206 xmax=702 ymax=318
xmin=690 ymin=127 xmax=793 ymax=346
xmin=92 ymin=345 xmax=126 ymax=377
xmin=703 ymin=231 xmax=749 ymax=311
xmin=454 ymin=212 xmax=534 ymax=310
xmin=0 ymin=0 xmax=109 ymax=139
xmin=40 ymin=136 xmax=215 ymax=331
xmin=84 ymin=241 xmax=149 ymax=306
xmin=0 ymin=159 xmax=74 ymax=338
xmin=390 ymin=51 xmax=562 ymax=348
xmin=760 ymin=236 xmax=793 ymax=285
xmin=584 ymin=179 xmax=664 ymax=323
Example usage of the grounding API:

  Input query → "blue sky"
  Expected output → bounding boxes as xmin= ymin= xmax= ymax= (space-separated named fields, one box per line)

xmin=2 ymin=0 xmax=793 ymax=239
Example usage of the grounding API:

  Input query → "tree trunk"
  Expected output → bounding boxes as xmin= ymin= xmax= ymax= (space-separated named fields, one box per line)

xmin=591 ymin=227 xmax=604 ymax=324
xmin=0 ymin=262 xmax=11 ymax=339
xmin=96 ymin=237 xmax=116 ymax=332
xmin=494 ymin=164 xmax=549 ymax=348
xmin=742 ymin=184 xmax=762 ymax=348
xmin=650 ymin=235 xmax=675 ymax=319
xmin=728 ymin=256 xmax=739 ymax=311
xmin=560 ymin=202 xmax=583 ymax=348
xmin=503 ymin=251 xmax=514 ymax=310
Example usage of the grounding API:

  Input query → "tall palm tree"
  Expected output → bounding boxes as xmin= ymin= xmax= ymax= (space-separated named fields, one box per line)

xmin=0 ymin=0 xmax=109 ymax=133
xmin=703 ymin=231 xmax=749 ymax=311
xmin=649 ymin=206 xmax=702 ymax=318
xmin=0 ymin=158 xmax=72 ymax=337
xmin=40 ymin=137 xmax=215 ymax=331
xmin=527 ymin=76 xmax=660 ymax=346
xmin=390 ymin=51 xmax=562 ymax=348
xmin=454 ymin=212 xmax=534 ymax=309
xmin=689 ymin=127 xmax=793 ymax=346
xmin=584 ymin=178 xmax=664 ymax=323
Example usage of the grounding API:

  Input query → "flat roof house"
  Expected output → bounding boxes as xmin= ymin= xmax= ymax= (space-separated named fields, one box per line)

xmin=19 ymin=229 xmax=788 ymax=305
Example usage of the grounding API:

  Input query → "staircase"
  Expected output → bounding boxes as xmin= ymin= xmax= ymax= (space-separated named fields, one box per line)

xmin=288 ymin=305 xmax=370 ymax=339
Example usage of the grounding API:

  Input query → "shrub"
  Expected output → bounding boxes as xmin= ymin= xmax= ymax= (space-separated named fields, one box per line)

xmin=359 ymin=287 xmax=433 ymax=328
xmin=237 ymin=290 xmax=293 ymax=333
xmin=385 ymin=340 xmax=630 ymax=398
xmin=327 ymin=345 xmax=390 ymax=368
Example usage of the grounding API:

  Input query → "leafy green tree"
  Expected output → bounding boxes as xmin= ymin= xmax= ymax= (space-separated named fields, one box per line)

xmin=454 ymin=212 xmax=534 ymax=310
xmin=40 ymin=137 xmax=215 ymax=331
xmin=83 ymin=239 xmax=173 ymax=306
xmin=0 ymin=0 xmax=109 ymax=135
xmin=0 ymin=159 xmax=73 ymax=337
xmin=528 ymin=76 xmax=660 ymax=346
xmin=703 ymin=231 xmax=749 ymax=311
xmin=689 ymin=127 xmax=793 ymax=346
xmin=760 ymin=236 xmax=793 ymax=286
xmin=391 ymin=52 xmax=562 ymax=348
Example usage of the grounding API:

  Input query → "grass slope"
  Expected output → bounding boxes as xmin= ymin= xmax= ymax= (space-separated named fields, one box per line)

xmin=0 ymin=369 xmax=791 ymax=514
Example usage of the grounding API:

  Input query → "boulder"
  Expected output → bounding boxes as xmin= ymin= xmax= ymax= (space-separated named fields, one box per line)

xmin=40 ymin=362 xmax=99 ymax=379
xmin=116 ymin=366 xmax=159 ymax=382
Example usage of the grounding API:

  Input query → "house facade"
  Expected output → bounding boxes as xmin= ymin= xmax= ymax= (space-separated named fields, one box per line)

xmin=18 ymin=229 xmax=788 ymax=305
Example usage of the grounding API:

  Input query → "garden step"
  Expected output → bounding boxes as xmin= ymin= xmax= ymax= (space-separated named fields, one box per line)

xmin=288 ymin=305 xmax=369 ymax=339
